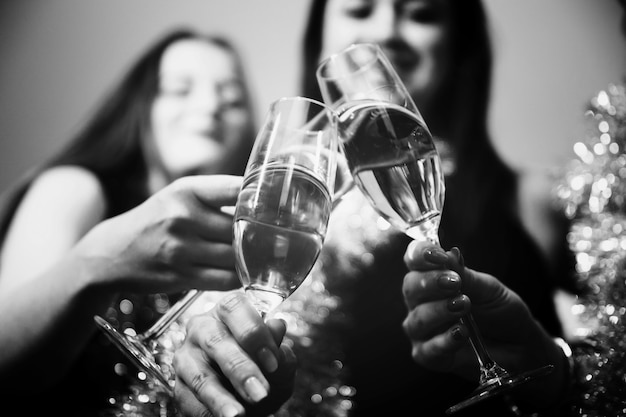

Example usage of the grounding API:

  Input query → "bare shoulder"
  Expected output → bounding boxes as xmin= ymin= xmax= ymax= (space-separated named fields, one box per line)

xmin=32 ymin=165 xmax=103 ymax=194
xmin=21 ymin=165 xmax=107 ymax=228
xmin=0 ymin=165 xmax=109 ymax=282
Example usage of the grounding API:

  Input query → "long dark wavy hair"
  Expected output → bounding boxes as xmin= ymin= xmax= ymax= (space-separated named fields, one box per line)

xmin=0 ymin=27 xmax=255 ymax=247
xmin=300 ymin=0 xmax=518 ymax=243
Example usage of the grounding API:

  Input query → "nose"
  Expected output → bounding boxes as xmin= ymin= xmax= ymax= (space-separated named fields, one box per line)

xmin=360 ymin=5 xmax=400 ymax=44
xmin=190 ymin=87 xmax=221 ymax=117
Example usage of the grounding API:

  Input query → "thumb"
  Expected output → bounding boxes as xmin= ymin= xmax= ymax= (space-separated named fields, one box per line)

xmin=446 ymin=247 xmax=506 ymax=305
xmin=266 ymin=319 xmax=287 ymax=346
xmin=176 ymin=175 xmax=243 ymax=208
xmin=460 ymin=267 xmax=506 ymax=306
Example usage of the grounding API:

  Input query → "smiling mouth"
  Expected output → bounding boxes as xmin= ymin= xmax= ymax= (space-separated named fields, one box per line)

xmin=382 ymin=48 xmax=418 ymax=74
xmin=392 ymin=56 xmax=418 ymax=74
xmin=196 ymin=127 xmax=221 ymax=140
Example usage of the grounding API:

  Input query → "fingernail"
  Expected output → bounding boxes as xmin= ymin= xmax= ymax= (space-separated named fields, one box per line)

xmin=221 ymin=404 xmax=242 ymax=417
xmin=258 ymin=347 xmax=278 ymax=373
xmin=451 ymin=325 xmax=466 ymax=341
xmin=447 ymin=295 xmax=467 ymax=312
xmin=244 ymin=376 xmax=268 ymax=402
xmin=449 ymin=247 xmax=464 ymax=266
xmin=424 ymin=247 xmax=448 ymax=264
xmin=407 ymin=240 xmax=419 ymax=261
xmin=437 ymin=273 xmax=460 ymax=290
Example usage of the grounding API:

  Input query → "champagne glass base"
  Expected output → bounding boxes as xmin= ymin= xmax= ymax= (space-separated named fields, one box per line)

xmin=94 ymin=315 xmax=173 ymax=395
xmin=445 ymin=364 xmax=554 ymax=415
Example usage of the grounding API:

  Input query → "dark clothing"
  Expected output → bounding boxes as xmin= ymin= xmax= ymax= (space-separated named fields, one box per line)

xmin=342 ymin=185 xmax=573 ymax=416
xmin=11 ymin=293 xmax=180 ymax=417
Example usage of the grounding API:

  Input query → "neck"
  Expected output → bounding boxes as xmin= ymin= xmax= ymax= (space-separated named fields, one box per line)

xmin=146 ymin=167 xmax=170 ymax=194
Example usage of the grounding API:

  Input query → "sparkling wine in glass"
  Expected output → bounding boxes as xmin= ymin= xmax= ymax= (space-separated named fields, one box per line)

xmin=317 ymin=43 xmax=553 ymax=414
xmin=234 ymin=96 xmax=345 ymax=316
xmin=337 ymin=99 xmax=444 ymax=243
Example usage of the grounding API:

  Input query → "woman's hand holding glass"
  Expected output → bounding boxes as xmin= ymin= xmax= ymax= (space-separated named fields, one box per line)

xmin=87 ymin=175 xmax=242 ymax=294
xmin=173 ymin=291 xmax=296 ymax=417
xmin=402 ymin=240 xmax=570 ymax=412
xmin=91 ymin=175 xmax=243 ymax=392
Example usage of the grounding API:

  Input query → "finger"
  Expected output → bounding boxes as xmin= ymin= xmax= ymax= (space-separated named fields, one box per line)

xmin=265 ymin=318 xmax=287 ymax=347
xmin=168 ymin=207 xmax=234 ymax=244
xmin=270 ymin=345 xmax=297 ymax=384
xmin=189 ymin=309 xmax=271 ymax=404
xmin=442 ymin=247 xmax=504 ymax=304
xmin=443 ymin=249 xmax=508 ymax=308
xmin=217 ymin=292 xmax=281 ymax=374
xmin=194 ymin=268 xmax=241 ymax=292
xmin=402 ymin=269 xmax=462 ymax=309
xmin=173 ymin=342 xmax=245 ymax=417
xmin=246 ymin=346 xmax=298 ymax=417
xmin=410 ymin=324 xmax=469 ymax=372
xmin=445 ymin=246 xmax=466 ymax=276
xmin=174 ymin=374 xmax=245 ymax=417
xmin=173 ymin=382 xmax=208 ymax=417
xmin=404 ymin=240 xmax=450 ymax=270
xmin=194 ymin=209 xmax=237 ymax=243
xmin=403 ymin=294 xmax=470 ymax=340
xmin=180 ymin=175 xmax=244 ymax=208
xmin=186 ymin=241 xmax=235 ymax=269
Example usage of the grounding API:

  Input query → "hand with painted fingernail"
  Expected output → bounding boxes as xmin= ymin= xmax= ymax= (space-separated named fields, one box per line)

xmin=403 ymin=240 xmax=472 ymax=373
xmin=173 ymin=290 xmax=296 ymax=417
xmin=402 ymin=240 xmax=570 ymax=410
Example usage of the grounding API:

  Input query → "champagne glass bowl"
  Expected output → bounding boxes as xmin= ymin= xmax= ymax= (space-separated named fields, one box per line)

xmin=234 ymin=96 xmax=343 ymax=317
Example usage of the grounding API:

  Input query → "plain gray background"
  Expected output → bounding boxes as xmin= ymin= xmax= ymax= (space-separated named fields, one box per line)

xmin=0 ymin=0 xmax=624 ymax=194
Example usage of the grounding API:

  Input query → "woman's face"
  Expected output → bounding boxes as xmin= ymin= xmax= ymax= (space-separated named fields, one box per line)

xmin=150 ymin=39 xmax=252 ymax=179
xmin=321 ymin=0 xmax=454 ymax=113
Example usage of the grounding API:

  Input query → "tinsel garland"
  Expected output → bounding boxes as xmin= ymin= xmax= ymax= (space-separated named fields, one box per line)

xmin=553 ymin=81 xmax=626 ymax=416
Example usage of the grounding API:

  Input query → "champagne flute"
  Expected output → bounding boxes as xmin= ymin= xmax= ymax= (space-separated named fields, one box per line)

xmin=93 ymin=96 xmax=350 ymax=395
xmin=234 ymin=96 xmax=344 ymax=316
xmin=316 ymin=43 xmax=553 ymax=414
xmin=94 ymin=290 xmax=202 ymax=394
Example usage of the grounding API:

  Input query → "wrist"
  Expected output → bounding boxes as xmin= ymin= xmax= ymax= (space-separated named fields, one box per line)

xmin=510 ymin=332 xmax=572 ymax=413
xmin=69 ymin=234 xmax=120 ymax=304
xmin=552 ymin=337 xmax=574 ymax=404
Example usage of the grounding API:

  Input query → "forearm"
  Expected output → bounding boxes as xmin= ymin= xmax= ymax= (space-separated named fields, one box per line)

xmin=0 ymin=249 xmax=117 ymax=391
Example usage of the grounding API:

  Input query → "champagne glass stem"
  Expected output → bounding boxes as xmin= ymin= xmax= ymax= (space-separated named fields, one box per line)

xmin=140 ymin=289 xmax=203 ymax=341
xmin=427 ymin=238 xmax=508 ymax=384
xmin=443 ymin=244 xmax=554 ymax=415
xmin=460 ymin=314 xmax=508 ymax=383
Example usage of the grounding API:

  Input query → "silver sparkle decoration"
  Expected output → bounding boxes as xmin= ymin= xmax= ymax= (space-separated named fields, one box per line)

xmin=554 ymin=82 xmax=626 ymax=416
